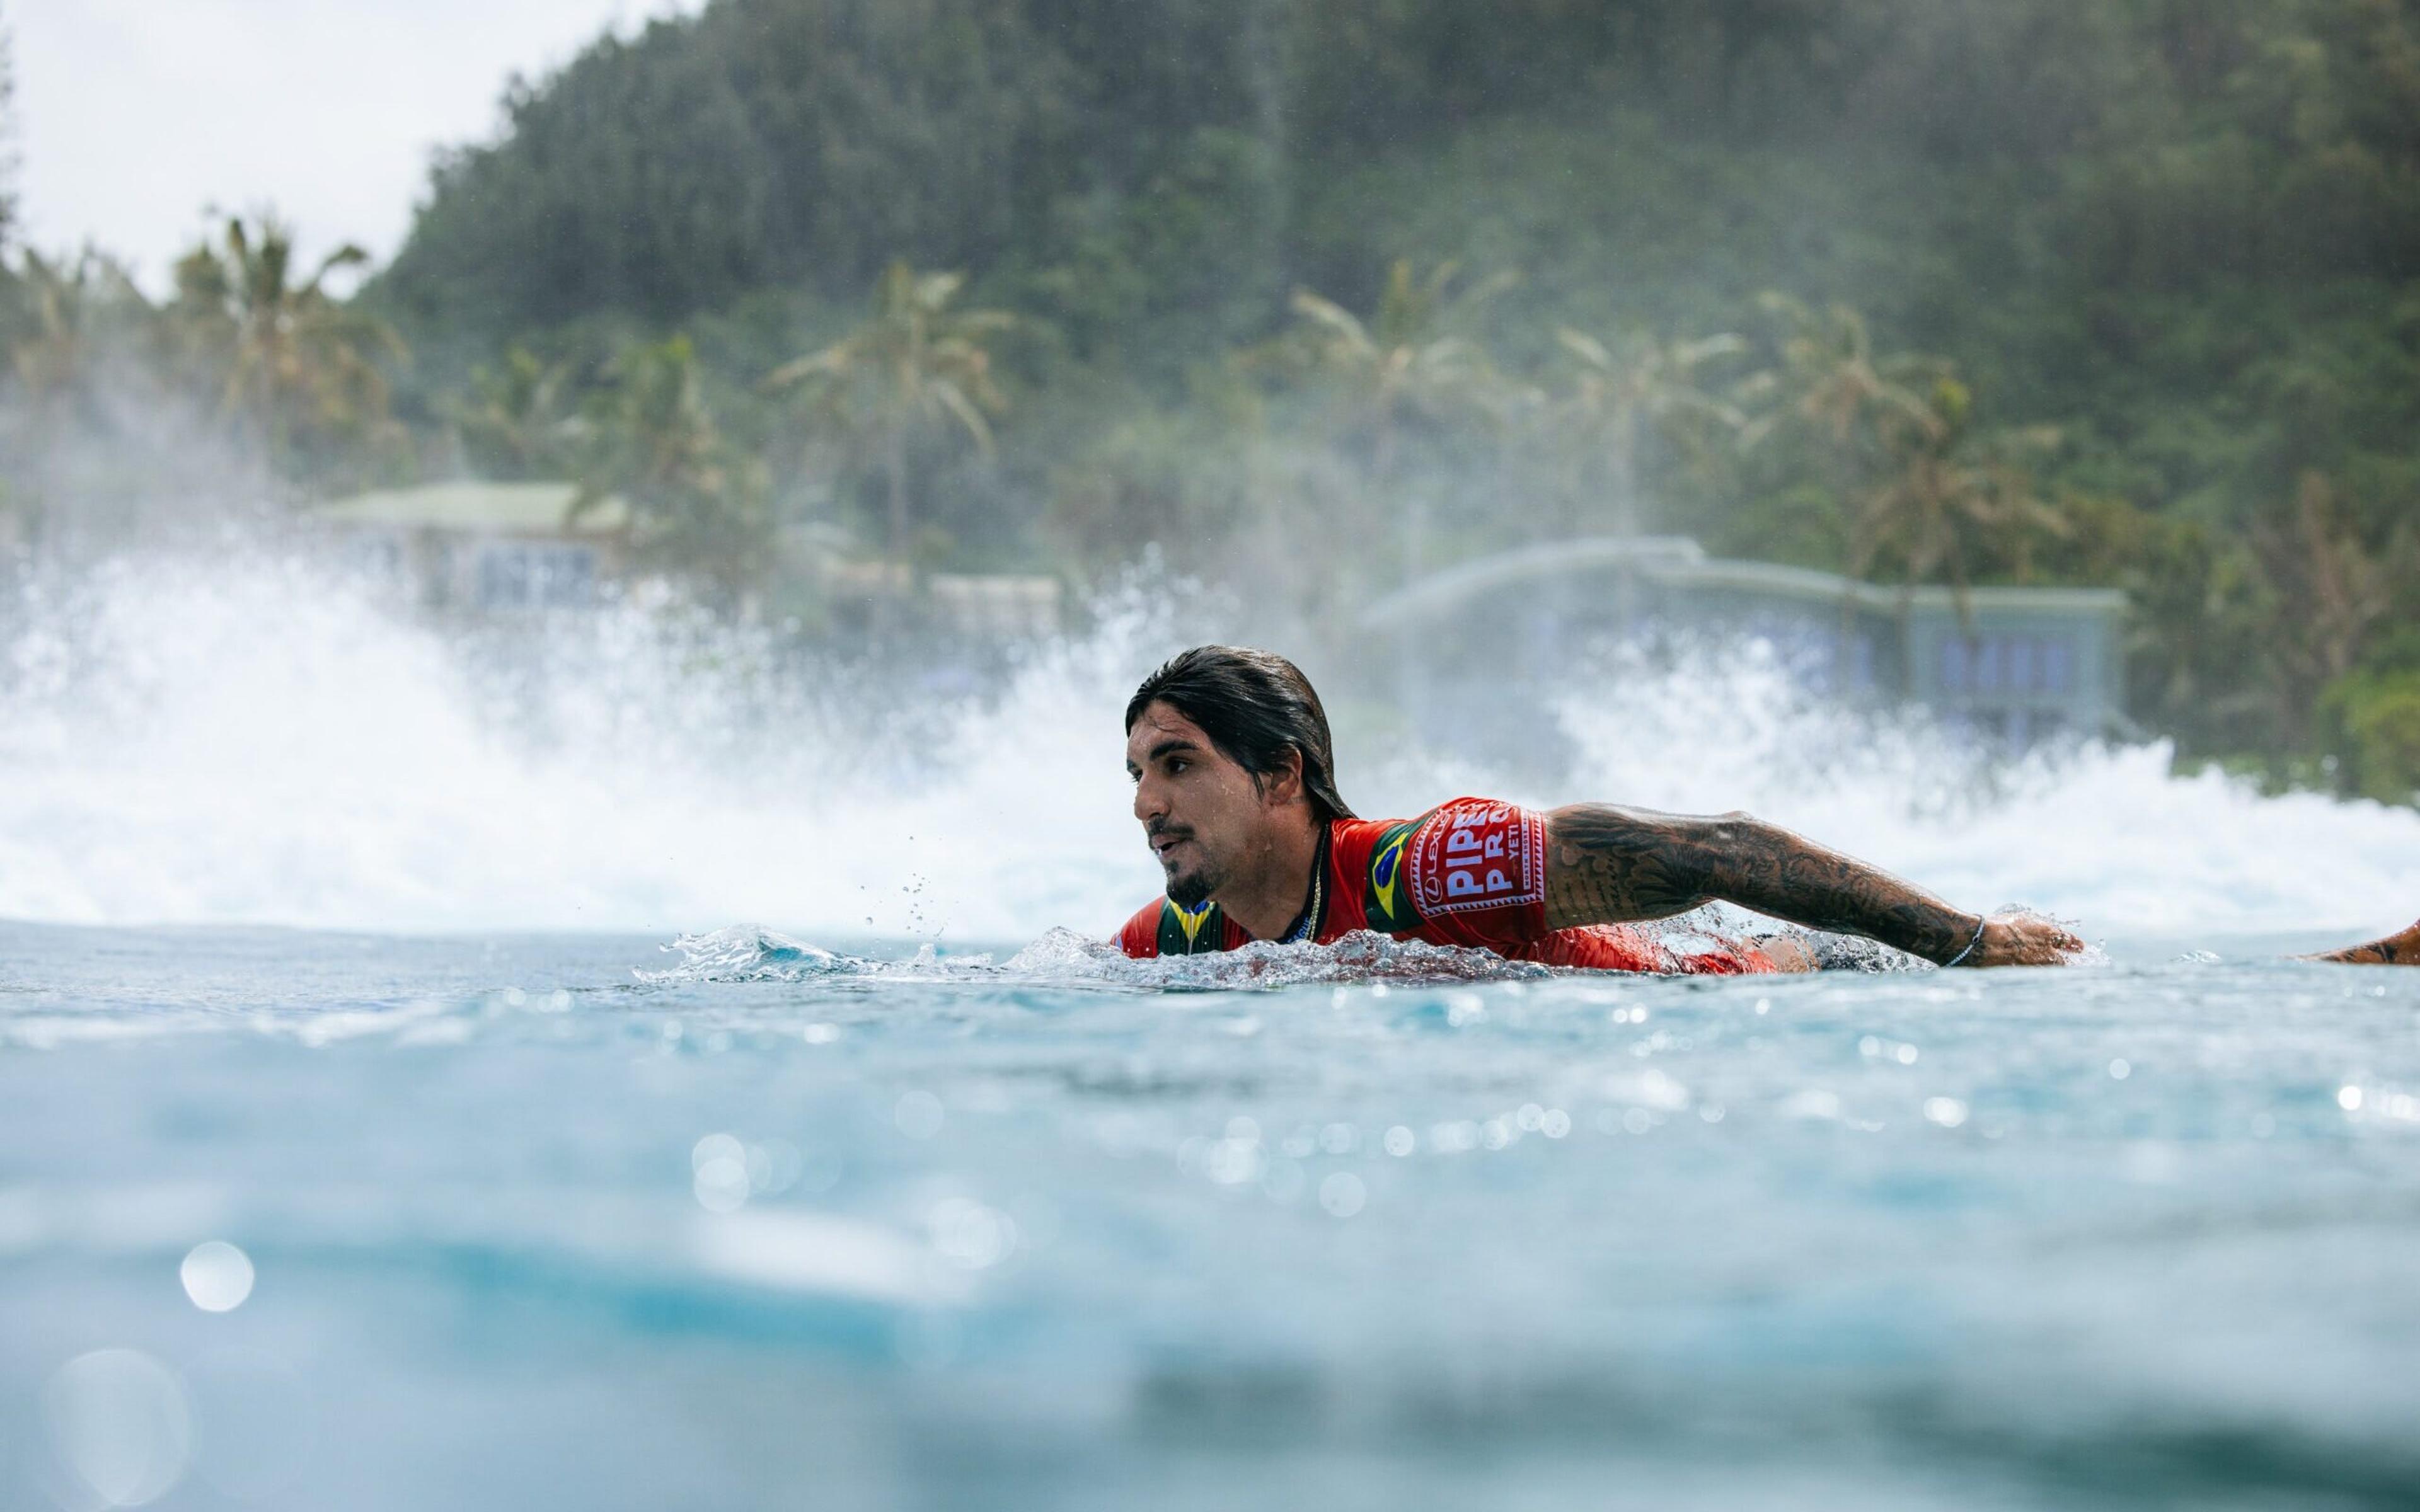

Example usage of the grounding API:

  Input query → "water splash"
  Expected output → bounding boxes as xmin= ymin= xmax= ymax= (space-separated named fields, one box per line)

xmin=2 ymin=551 xmax=2415 ymax=941
xmin=0 ymin=551 xmax=1170 ymax=936
xmin=637 ymin=924 xmax=846 ymax=982
xmin=1552 ymin=640 xmax=2420 ymax=939
xmin=638 ymin=921 xmax=1553 ymax=989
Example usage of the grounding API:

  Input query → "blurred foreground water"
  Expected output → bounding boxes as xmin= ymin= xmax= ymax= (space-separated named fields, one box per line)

xmin=4 ymin=922 xmax=2419 ymax=1510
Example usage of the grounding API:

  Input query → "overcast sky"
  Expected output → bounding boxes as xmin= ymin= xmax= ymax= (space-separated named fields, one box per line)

xmin=10 ymin=0 xmax=701 ymax=290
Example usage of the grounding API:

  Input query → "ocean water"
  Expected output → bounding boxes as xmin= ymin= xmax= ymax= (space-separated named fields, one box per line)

xmin=4 ymin=554 xmax=2420 ymax=1509
xmin=4 ymin=924 xmax=2419 ymax=1511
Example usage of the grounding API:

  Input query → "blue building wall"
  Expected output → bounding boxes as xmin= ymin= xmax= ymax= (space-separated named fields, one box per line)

xmin=1358 ymin=537 xmax=2128 ymax=766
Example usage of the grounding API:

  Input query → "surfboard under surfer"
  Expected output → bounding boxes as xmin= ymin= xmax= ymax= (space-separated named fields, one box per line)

xmin=1114 ymin=646 xmax=2419 ymax=973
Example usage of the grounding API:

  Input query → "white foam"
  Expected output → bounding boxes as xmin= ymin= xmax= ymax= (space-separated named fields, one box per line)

xmin=1 ymin=554 xmax=2411 ymax=939
xmin=0 ymin=553 xmax=1163 ymax=936
xmin=1552 ymin=642 xmax=2420 ymax=938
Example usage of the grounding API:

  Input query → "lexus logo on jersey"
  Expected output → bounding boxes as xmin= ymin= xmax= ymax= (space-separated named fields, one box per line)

xmin=1410 ymin=800 xmax=1545 ymax=915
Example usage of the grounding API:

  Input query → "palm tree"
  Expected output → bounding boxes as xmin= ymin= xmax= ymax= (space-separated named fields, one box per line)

xmin=1850 ymin=377 xmax=2067 ymax=614
xmin=2252 ymin=470 xmax=2400 ymax=749
xmin=577 ymin=335 xmax=770 ymax=597
xmin=6 ymin=249 xmax=147 ymax=415
xmin=1744 ymin=294 xmax=2066 ymax=626
xmin=167 ymin=215 xmax=405 ymax=478
xmin=1281 ymin=258 xmax=1516 ymax=483
xmin=1551 ymin=326 xmax=1746 ymax=536
xmin=1739 ymin=293 xmax=1937 ymax=456
xmin=448 ymin=346 xmax=582 ymax=480
xmin=763 ymin=260 xmax=1016 ymax=563
xmin=1274 ymin=259 xmax=1518 ymax=580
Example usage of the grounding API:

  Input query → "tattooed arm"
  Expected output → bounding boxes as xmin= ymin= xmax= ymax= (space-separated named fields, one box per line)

xmin=2308 ymin=919 xmax=2420 ymax=966
xmin=1542 ymin=804 xmax=2080 ymax=967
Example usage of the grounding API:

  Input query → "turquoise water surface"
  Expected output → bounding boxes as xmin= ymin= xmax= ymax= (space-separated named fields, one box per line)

xmin=4 ymin=920 xmax=2419 ymax=1509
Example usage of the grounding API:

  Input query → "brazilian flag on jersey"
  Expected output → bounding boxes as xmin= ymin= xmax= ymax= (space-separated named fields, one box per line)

xmin=1360 ymin=820 xmax=1421 ymax=934
xmin=1153 ymin=896 xmax=1228 ymax=956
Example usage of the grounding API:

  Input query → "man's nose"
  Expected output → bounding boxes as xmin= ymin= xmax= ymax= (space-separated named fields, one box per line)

xmin=1133 ymin=774 xmax=1168 ymax=825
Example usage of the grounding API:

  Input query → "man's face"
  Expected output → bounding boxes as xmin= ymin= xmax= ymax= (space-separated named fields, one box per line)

xmin=1126 ymin=701 xmax=1277 ymax=908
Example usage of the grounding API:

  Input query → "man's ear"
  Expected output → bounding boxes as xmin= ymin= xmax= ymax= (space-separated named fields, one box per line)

xmin=1260 ymin=747 xmax=1307 ymax=808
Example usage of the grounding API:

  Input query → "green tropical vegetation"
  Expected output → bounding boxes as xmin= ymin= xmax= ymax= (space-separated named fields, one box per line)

xmin=763 ymin=260 xmax=1018 ymax=563
xmin=1 ymin=0 xmax=2417 ymax=799
xmin=168 ymin=217 xmax=406 ymax=477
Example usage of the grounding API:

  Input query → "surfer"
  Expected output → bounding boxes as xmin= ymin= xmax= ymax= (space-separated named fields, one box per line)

xmin=1115 ymin=645 xmax=2419 ymax=973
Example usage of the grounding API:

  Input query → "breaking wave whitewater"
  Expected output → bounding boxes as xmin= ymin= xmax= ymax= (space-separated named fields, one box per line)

xmin=2 ymin=551 xmax=2414 ymax=940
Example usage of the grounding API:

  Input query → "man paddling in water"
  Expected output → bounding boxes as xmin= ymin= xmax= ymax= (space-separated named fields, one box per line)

xmin=1115 ymin=645 xmax=2420 ymax=973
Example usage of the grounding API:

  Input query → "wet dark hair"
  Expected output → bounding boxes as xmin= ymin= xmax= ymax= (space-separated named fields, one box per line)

xmin=1125 ymin=646 xmax=1354 ymax=822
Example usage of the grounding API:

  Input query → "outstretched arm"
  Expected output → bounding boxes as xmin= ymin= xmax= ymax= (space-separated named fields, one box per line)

xmin=1542 ymin=804 xmax=2080 ymax=967
xmin=2307 ymin=919 xmax=2420 ymax=966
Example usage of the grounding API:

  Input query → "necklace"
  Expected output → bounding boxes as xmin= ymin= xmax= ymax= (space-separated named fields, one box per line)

xmin=1279 ymin=832 xmax=1328 ymax=944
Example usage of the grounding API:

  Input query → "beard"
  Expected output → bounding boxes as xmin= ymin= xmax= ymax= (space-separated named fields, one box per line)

xmin=1155 ymin=829 xmax=1224 ymax=909
xmin=1166 ymin=868 xmax=1217 ymax=909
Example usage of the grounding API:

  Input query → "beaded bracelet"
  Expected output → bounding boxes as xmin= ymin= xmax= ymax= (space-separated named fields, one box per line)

xmin=1942 ymin=917 xmax=1988 ymax=968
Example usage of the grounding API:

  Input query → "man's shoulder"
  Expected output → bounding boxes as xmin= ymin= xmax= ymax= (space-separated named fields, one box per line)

xmin=1402 ymin=797 xmax=1550 ymax=919
xmin=1327 ymin=798 xmax=1550 ymax=943
xmin=1328 ymin=815 xmax=1424 ymax=934
xmin=1115 ymin=898 xmax=1165 ymax=957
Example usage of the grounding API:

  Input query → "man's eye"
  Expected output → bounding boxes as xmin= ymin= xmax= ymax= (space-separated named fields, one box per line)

xmin=1167 ymin=759 xmax=1188 ymax=774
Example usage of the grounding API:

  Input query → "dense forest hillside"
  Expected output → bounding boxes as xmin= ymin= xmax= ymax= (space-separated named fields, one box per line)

xmin=6 ymin=0 xmax=2419 ymax=796
xmin=382 ymin=0 xmax=2420 ymax=429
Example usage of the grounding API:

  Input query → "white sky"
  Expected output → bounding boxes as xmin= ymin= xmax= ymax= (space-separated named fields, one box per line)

xmin=10 ymin=0 xmax=702 ymax=292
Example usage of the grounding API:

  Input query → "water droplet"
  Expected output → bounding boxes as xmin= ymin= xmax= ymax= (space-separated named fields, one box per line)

xmin=895 ymin=1090 xmax=945 ymax=1139
xmin=693 ymin=1143 xmax=750 ymax=1211
xmin=927 ymin=1198 xmax=1015 ymax=1269
xmin=43 ymin=1349 xmax=192 ymax=1507
xmin=693 ymin=1132 xmax=744 ymax=1172
xmin=180 ymin=1242 xmax=254 ymax=1312
xmin=1202 ymin=1138 xmax=1264 ymax=1186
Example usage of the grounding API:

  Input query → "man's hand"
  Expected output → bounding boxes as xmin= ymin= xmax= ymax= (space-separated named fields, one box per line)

xmin=1963 ymin=912 xmax=2085 ymax=968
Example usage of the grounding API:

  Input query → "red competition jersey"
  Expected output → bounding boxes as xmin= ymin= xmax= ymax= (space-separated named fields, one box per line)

xmin=1115 ymin=796 xmax=1775 ymax=975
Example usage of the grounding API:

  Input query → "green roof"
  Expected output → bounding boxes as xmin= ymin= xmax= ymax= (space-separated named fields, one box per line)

xmin=314 ymin=481 xmax=630 ymax=536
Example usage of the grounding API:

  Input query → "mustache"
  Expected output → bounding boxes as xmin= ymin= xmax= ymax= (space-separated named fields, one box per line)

xmin=1145 ymin=820 xmax=1194 ymax=844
